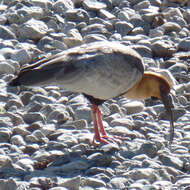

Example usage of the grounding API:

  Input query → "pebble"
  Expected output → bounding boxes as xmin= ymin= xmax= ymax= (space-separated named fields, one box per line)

xmin=23 ymin=112 xmax=46 ymax=124
xmin=63 ymin=28 xmax=83 ymax=48
xmin=159 ymin=154 xmax=184 ymax=170
xmin=59 ymin=176 xmax=81 ymax=190
xmin=0 ymin=62 xmax=15 ymax=75
xmin=123 ymin=100 xmax=144 ymax=115
xmin=10 ymin=135 xmax=26 ymax=146
xmin=17 ymin=18 xmax=48 ymax=40
xmin=82 ymin=0 xmax=107 ymax=11
xmin=110 ymin=177 xmax=128 ymax=189
xmin=65 ymin=9 xmax=89 ymax=23
xmin=0 ymin=25 xmax=16 ymax=39
xmin=53 ymin=0 xmax=74 ymax=14
xmin=151 ymin=40 xmax=176 ymax=57
xmin=178 ymin=38 xmax=190 ymax=51
xmin=115 ymin=21 xmax=134 ymax=36
xmin=0 ymin=0 xmax=189 ymax=189
xmin=83 ymin=177 xmax=106 ymax=188
xmin=0 ymin=128 xmax=12 ymax=143
xmin=11 ymin=49 xmax=31 ymax=66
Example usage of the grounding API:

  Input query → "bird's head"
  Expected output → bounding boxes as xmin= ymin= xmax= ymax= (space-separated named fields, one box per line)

xmin=124 ymin=71 xmax=174 ymax=144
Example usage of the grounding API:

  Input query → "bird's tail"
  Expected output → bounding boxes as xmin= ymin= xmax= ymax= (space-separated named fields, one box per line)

xmin=9 ymin=69 xmax=56 ymax=87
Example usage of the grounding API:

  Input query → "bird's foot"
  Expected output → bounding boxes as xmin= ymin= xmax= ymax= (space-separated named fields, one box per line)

xmin=93 ymin=135 xmax=123 ymax=145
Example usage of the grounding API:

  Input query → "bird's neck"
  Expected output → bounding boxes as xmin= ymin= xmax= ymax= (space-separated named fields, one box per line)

xmin=123 ymin=72 xmax=164 ymax=100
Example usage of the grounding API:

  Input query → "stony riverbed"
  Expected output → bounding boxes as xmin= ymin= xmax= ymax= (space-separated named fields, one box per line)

xmin=0 ymin=0 xmax=190 ymax=189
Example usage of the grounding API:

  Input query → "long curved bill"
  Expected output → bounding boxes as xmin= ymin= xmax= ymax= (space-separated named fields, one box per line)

xmin=160 ymin=91 xmax=174 ymax=144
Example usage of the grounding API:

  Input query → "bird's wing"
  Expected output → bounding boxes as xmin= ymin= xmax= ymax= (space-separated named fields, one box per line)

xmin=13 ymin=41 xmax=144 ymax=99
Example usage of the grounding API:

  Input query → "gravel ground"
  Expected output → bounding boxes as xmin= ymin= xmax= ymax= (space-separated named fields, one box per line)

xmin=0 ymin=0 xmax=190 ymax=189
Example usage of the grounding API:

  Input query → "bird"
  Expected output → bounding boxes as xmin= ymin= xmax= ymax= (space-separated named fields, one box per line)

xmin=8 ymin=41 xmax=174 ymax=144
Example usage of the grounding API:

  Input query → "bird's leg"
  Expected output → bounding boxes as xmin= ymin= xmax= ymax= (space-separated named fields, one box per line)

xmin=91 ymin=104 xmax=110 ymax=144
xmin=95 ymin=105 xmax=123 ymax=143
xmin=96 ymin=105 xmax=107 ymax=136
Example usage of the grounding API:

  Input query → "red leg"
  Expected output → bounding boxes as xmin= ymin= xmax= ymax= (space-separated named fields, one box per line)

xmin=91 ymin=105 xmax=123 ymax=144
xmin=91 ymin=105 xmax=109 ymax=144
xmin=96 ymin=105 xmax=123 ymax=143
xmin=96 ymin=106 xmax=107 ymax=136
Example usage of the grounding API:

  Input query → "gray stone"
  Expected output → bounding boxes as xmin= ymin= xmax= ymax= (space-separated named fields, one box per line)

xmin=163 ymin=7 xmax=183 ymax=20
xmin=31 ymin=0 xmax=53 ymax=9
xmin=65 ymin=9 xmax=89 ymax=23
xmin=23 ymin=112 xmax=46 ymax=124
xmin=69 ymin=119 xmax=88 ymax=129
xmin=10 ymin=135 xmax=26 ymax=146
xmin=131 ymin=26 xmax=145 ymax=35
xmin=7 ymin=6 xmax=44 ymax=24
xmin=74 ymin=106 xmax=91 ymax=123
xmin=159 ymin=154 xmax=183 ymax=170
xmin=183 ymin=9 xmax=190 ymax=24
xmin=159 ymin=108 xmax=186 ymax=122
xmin=22 ymin=144 xmax=40 ymax=155
xmin=89 ymin=17 xmax=113 ymax=31
xmin=126 ymin=168 xmax=159 ymax=183
xmin=0 ymin=4 xmax=7 ymax=12
xmin=6 ymin=113 xmax=25 ymax=126
xmin=131 ymin=45 xmax=152 ymax=58
xmin=71 ymin=143 xmax=89 ymax=153
xmin=17 ymin=18 xmax=48 ymax=40
xmin=138 ymin=142 xmax=158 ymax=158
xmin=47 ymin=160 xmax=89 ymax=173
xmin=53 ymin=0 xmax=74 ymax=14
xmin=16 ymin=158 xmax=34 ymax=171
xmin=0 ymin=25 xmax=16 ymax=39
xmin=31 ymin=94 xmax=55 ymax=104
xmin=98 ymin=9 xmax=116 ymax=20
xmin=57 ymin=134 xmax=78 ymax=146
xmin=123 ymin=101 xmax=144 ymax=115
xmin=59 ymin=176 xmax=81 ymax=190
xmin=20 ymin=91 xmax=33 ymax=105
xmin=162 ymin=22 xmax=181 ymax=34
xmin=111 ymin=118 xmax=133 ymax=130
xmin=130 ymin=14 xmax=150 ymax=34
xmin=109 ymin=33 xmax=122 ymax=41
xmin=142 ymin=11 xmax=159 ymax=24
xmin=33 ymin=130 xmax=49 ymax=143
xmin=83 ymin=34 xmax=107 ymax=43
xmin=60 ymin=21 xmax=76 ymax=34
xmin=178 ymin=38 xmax=190 ymax=51
xmin=152 ymin=40 xmax=177 ymax=57
xmin=0 ymin=178 xmax=29 ymax=190
xmin=5 ymin=98 xmax=24 ymax=111
xmin=175 ymin=178 xmax=190 ymax=187
xmin=115 ymin=21 xmax=134 ymax=36
xmin=110 ymin=177 xmax=128 ymax=189
xmin=49 ymin=188 xmax=68 ymax=190
xmin=0 ymin=155 xmax=12 ymax=167
xmin=134 ymin=0 xmax=150 ymax=11
xmin=81 ymin=24 xmax=110 ymax=37
xmin=149 ymin=28 xmax=164 ymax=37
xmin=0 ymin=15 xmax=7 ymax=25
xmin=83 ymin=177 xmax=106 ymax=188
xmin=82 ymin=0 xmax=107 ymax=11
xmin=63 ymin=29 xmax=83 ymax=48
xmin=117 ymin=11 xmax=130 ymax=21
xmin=25 ymin=134 xmax=40 ymax=143
xmin=0 ymin=128 xmax=12 ymax=142
xmin=11 ymin=49 xmax=31 ymax=66
xmin=0 ymin=62 xmax=15 ymax=74
xmin=88 ymin=152 xmax=114 ymax=167
xmin=110 ymin=126 xmax=135 ymax=138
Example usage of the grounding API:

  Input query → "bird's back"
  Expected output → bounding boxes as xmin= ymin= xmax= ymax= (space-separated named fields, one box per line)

xmin=10 ymin=41 xmax=144 ymax=100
